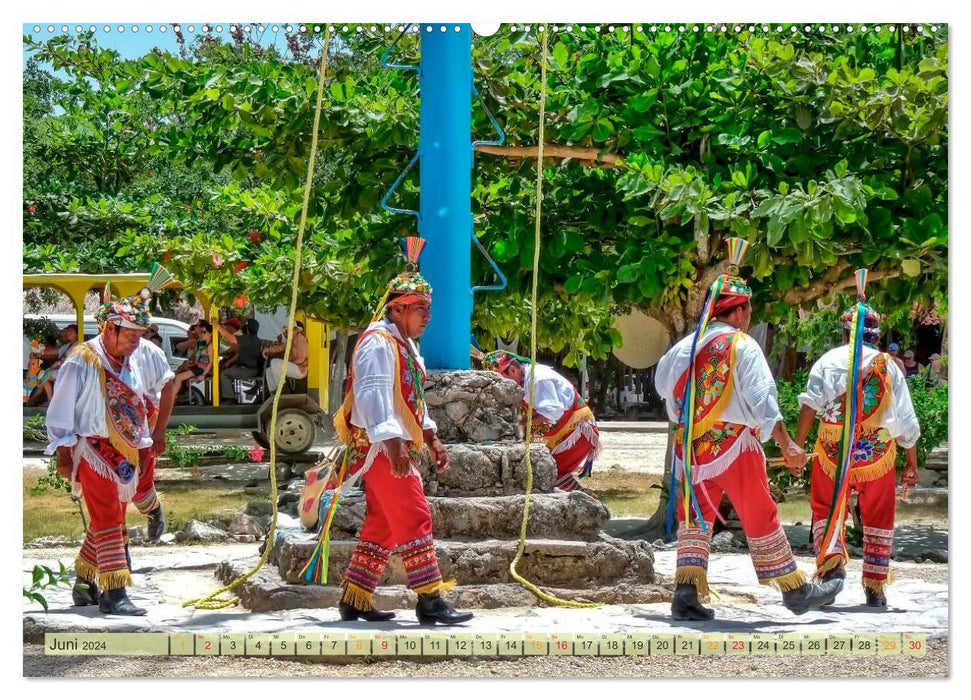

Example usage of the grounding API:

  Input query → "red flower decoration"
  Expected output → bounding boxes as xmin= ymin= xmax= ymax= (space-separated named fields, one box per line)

xmin=249 ymin=230 xmax=262 ymax=244
xmin=249 ymin=444 xmax=266 ymax=462
xmin=234 ymin=260 xmax=250 ymax=273
xmin=162 ymin=250 xmax=172 ymax=262
xmin=233 ymin=294 xmax=248 ymax=308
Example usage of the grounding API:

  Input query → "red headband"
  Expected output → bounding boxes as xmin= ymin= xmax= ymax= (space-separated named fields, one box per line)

xmin=712 ymin=293 xmax=750 ymax=316
xmin=388 ymin=292 xmax=430 ymax=307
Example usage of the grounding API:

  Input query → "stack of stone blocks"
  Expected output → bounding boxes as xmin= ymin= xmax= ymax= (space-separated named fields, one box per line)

xmin=219 ymin=370 xmax=659 ymax=611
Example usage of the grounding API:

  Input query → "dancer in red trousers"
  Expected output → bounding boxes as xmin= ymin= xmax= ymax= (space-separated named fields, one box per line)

xmin=655 ymin=238 xmax=842 ymax=620
xmin=796 ymin=295 xmax=921 ymax=608
xmin=316 ymin=237 xmax=473 ymax=625
xmin=482 ymin=351 xmax=599 ymax=491
xmin=45 ymin=265 xmax=176 ymax=615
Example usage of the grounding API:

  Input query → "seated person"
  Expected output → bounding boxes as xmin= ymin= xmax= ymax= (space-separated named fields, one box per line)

xmin=174 ymin=322 xmax=199 ymax=374
xmin=29 ymin=324 xmax=80 ymax=406
xmin=263 ymin=320 xmax=309 ymax=393
xmin=144 ymin=324 xmax=164 ymax=348
xmin=173 ymin=320 xmax=214 ymax=400
xmin=218 ymin=318 xmax=264 ymax=401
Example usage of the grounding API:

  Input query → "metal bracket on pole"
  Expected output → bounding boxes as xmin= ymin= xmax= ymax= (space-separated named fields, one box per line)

xmin=470 ymin=78 xmax=508 ymax=296
xmin=380 ymin=23 xmax=419 ymax=73
xmin=471 ymin=81 xmax=506 ymax=148
xmin=470 ymin=226 xmax=508 ymax=296
xmin=379 ymin=151 xmax=420 ymax=221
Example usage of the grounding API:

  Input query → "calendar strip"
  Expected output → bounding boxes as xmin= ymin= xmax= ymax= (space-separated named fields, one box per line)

xmin=43 ymin=632 xmax=929 ymax=657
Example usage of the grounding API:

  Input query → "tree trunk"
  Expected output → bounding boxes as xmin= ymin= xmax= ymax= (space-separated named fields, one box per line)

xmin=626 ymin=427 xmax=677 ymax=543
xmin=328 ymin=329 xmax=349 ymax=417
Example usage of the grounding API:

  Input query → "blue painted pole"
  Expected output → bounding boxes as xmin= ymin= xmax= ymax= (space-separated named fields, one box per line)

xmin=419 ymin=24 xmax=472 ymax=369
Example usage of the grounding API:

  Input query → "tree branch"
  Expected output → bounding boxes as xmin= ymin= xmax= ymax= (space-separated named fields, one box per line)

xmin=474 ymin=144 xmax=625 ymax=168
xmin=782 ymin=265 xmax=901 ymax=306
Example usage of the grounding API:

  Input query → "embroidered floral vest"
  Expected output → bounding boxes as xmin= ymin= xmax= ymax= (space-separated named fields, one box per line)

xmin=815 ymin=353 xmax=896 ymax=483
xmin=333 ymin=328 xmax=427 ymax=479
xmin=672 ymin=331 xmax=748 ymax=465
xmin=528 ymin=390 xmax=596 ymax=451
xmin=76 ymin=342 xmax=148 ymax=467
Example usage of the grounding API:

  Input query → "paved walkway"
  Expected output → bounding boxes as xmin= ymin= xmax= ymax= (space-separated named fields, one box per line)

xmin=23 ymin=545 xmax=948 ymax=642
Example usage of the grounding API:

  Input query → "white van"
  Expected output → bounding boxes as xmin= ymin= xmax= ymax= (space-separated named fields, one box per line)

xmin=23 ymin=314 xmax=192 ymax=373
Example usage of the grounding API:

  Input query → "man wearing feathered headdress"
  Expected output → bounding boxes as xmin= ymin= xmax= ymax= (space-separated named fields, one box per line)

xmin=480 ymin=350 xmax=600 ymax=491
xmin=795 ymin=273 xmax=921 ymax=608
xmin=301 ymin=238 xmax=473 ymax=626
xmin=45 ymin=264 xmax=176 ymax=616
xmin=654 ymin=238 xmax=842 ymax=621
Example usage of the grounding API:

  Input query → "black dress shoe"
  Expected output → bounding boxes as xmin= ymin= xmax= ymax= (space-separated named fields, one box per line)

xmin=338 ymin=601 xmax=396 ymax=622
xmin=671 ymin=583 xmax=715 ymax=621
xmin=99 ymin=587 xmax=147 ymax=616
xmin=782 ymin=578 xmax=844 ymax=615
xmin=819 ymin=567 xmax=845 ymax=607
xmin=72 ymin=577 xmax=100 ymax=606
xmin=416 ymin=593 xmax=474 ymax=625
xmin=865 ymin=588 xmax=888 ymax=608
xmin=147 ymin=504 xmax=165 ymax=541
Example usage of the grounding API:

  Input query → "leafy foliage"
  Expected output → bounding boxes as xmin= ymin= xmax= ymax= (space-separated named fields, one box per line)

xmin=23 ymin=26 xmax=947 ymax=362
xmin=23 ymin=561 xmax=72 ymax=613
xmin=903 ymin=376 xmax=948 ymax=468
xmin=28 ymin=458 xmax=71 ymax=496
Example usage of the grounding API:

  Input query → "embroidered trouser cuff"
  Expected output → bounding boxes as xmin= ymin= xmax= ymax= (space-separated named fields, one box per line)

xmin=342 ymin=541 xmax=391 ymax=611
xmin=675 ymin=522 xmax=713 ymax=595
xmin=399 ymin=533 xmax=446 ymax=594
xmin=77 ymin=462 xmax=132 ymax=590
xmin=748 ymin=525 xmax=805 ymax=591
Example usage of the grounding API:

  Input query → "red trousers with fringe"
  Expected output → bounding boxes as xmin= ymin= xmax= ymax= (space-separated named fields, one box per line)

xmin=551 ymin=430 xmax=598 ymax=491
xmin=342 ymin=452 xmax=443 ymax=609
xmin=76 ymin=458 xmax=132 ymax=591
xmin=675 ymin=448 xmax=802 ymax=591
xmin=810 ymin=456 xmax=896 ymax=592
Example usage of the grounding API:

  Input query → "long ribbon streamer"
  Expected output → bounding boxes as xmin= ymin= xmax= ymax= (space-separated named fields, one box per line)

xmin=816 ymin=300 xmax=866 ymax=569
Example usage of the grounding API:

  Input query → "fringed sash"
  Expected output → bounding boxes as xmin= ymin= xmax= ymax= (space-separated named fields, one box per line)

xmin=531 ymin=391 xmax=597 ymax=452
xmin=76 ymin=343 xmax=147 ymax=467
xmin=815 ymin=354 xmax=896 ymax=484
xmin=672 ymin=332 xmax=744 ymax=463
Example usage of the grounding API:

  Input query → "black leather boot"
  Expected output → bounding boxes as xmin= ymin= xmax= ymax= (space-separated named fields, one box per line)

xmin=671 ymin=583 xmax=715 ymax=621
xmin=147 ymin=504 xmax=165 ymax=541
xmin=415 ymin=593 xmax=474 ymax=625
xmin=819 ymin=566 xmax=846 ymax=607
xmin=71 ymin=576 xmax=100 ymax=606
xmin=865 ymin=588 xmax=888 ymax=608
xmin=782 ymin=578 xmax=844 ymax=615
xmin=98 ymin=587 xmax=147 ymax=616
xmin=338 ymin=601 xmax=396 ymax=622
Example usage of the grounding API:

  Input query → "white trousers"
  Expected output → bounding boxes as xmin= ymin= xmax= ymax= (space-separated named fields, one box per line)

xmin=265 ymin=358 xmax=308 ymax=392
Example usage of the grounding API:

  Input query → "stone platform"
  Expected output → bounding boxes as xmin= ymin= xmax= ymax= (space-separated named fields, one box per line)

xmin=269 ymin=533 xmax=654 ymax=588
xmin=328 ymin=491 xmax=609 ymax=541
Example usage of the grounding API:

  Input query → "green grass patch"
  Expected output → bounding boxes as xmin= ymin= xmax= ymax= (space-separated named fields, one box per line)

xmin=23 ymin=470 xmax=258 ymax=543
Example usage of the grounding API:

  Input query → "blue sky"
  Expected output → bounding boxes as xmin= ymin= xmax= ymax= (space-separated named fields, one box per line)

xmin=22 ymin=22 xmax=307 ymax=66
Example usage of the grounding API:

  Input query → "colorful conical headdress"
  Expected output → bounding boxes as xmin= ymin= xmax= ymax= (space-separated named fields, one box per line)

xmin=666 ymin=237 xmax=752 ymax=535
xmin=370 ymin=237 xmax=433 ymax=322
xmin=480 ymin=349 xmax=529 ymax=374
xmin=816 ymin=268 xmax=875 ymax=577
xmin=96 ymin=263 xmax=177 ymax=330
xmin=840 ymin=269 xmax=882 ymax=344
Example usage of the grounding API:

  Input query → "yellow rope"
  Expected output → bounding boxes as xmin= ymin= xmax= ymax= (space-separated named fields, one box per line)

xmin=507 ymin=25 xmax=598 ymax=609
xmin=183 ymin=26 xmax=332 ymax=610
